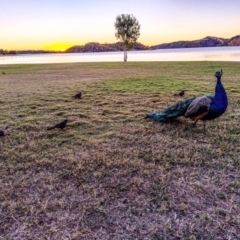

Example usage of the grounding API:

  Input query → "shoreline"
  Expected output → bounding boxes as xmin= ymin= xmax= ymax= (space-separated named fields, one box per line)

xmin=1 ymin=46 xmax=240 ymax=65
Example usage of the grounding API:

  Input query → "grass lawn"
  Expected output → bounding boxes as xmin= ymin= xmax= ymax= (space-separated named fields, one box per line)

xmin=0 ymin=62 xmax=240 ymax=239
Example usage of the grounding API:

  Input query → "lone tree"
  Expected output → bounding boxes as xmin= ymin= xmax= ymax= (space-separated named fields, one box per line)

xmin=114 ymin=14 xmax=141 ymax=62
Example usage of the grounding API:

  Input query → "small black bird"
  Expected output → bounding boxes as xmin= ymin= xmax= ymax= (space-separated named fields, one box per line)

xmin=0 ymin=126 xmax=9 ymax=137
xmin=74 ymin=92 xmax=82 ymax=99
xmin=47 ymin=119 xmax=68 ymax=130
xmin=2 ymin=72 xmax=6 ymax=74
xmin=174 ymin=90 xmax=185 ymax=97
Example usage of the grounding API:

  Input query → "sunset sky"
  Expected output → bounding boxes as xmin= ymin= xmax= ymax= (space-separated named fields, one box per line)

xmin=1 ymin=0 xmax=240 ymax=51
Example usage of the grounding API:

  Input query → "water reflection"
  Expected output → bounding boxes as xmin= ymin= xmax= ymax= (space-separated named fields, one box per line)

xmin=0 ymin=46 xmax=240 ymax=64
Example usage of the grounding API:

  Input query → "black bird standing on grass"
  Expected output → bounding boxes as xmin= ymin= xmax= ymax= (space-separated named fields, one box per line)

xmin=0 ymin=126 xmax=9 ymax=137
xmin=74 ymin=92 xmax=82 ymax=99
xmin=174 ymin=90 xmax=185 ymax=97
xmin=47 ymin=119 xmax=68 ymax=130
xmin=2 ymin=72 xmax=6 ymax=74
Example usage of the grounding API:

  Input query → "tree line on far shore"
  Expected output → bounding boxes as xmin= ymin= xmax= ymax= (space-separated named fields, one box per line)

xmin=0 ymin=49 xmax=17 ymax=55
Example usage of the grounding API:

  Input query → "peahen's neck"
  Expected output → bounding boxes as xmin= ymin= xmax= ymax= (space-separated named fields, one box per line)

xmin=214 ymin=77 xmax=228 ymax=109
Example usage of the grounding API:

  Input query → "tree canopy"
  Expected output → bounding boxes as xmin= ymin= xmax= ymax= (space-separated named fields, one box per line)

xmin=114 ymin=14 xmax=141 ymax=61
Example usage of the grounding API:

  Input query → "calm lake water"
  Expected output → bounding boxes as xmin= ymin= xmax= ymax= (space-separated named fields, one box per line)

xmin=1 ymin=46 xmax=240 ymax=64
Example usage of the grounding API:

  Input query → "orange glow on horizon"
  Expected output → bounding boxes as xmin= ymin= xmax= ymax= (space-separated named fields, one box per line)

xmin=44 ymin=43 xmax=73 ymax=52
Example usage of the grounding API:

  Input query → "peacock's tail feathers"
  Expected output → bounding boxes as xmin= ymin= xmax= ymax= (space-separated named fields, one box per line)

xmin=146 ymin=97 xmax=195 ymax=122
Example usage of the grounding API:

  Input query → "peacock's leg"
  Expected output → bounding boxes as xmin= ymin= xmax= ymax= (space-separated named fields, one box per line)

xmin=203 ymin=121 xmax=206 ymax=135
xmin=192 ymin=120 xmax=198 ymax=127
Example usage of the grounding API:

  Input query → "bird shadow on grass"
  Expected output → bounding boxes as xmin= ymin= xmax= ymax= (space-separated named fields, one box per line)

xmin=145 ymin=117 xmax=207 ymax=137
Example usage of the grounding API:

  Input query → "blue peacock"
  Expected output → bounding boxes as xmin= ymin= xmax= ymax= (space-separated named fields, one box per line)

xmin=145 ymin=70 xmax=228 ymax=133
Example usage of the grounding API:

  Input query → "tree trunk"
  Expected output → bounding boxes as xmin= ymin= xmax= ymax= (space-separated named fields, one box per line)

xmin=123 ymin=46 xmax=127 ymax=62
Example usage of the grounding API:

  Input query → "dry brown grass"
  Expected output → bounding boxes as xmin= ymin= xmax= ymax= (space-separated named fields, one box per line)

xmin=0 ymin=62 xmax=240 ymax=239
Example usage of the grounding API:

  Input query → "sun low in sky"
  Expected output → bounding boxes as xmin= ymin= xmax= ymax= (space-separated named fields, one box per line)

xmin=45 ymin=43 xmax=73 ymax=52
xmin=1 ymin=0 xmax=240 ymax=51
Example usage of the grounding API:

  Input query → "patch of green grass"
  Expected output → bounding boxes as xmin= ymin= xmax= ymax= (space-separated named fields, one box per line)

xmin=0 ymin=62 xmax=240 ymax=239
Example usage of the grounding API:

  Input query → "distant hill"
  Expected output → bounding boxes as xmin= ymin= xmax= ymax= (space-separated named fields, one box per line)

xmin=152 ymin=35 xmax=240 ymax=49
xmin=65 ymin=42 xmax=152 ymax=53
xmin=65 ymin=35 xmax=240 ymax=53
xmin=227 ymin=35 xmax=240 ymax=46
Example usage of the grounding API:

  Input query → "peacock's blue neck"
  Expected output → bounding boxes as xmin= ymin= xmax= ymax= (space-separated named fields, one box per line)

xmin=213 ymin=78 xmax=228 ymax=110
